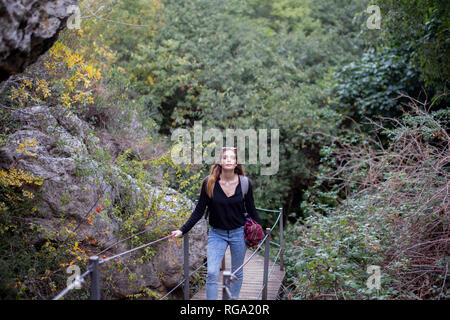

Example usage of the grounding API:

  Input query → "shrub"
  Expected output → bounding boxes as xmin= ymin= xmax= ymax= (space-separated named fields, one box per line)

xmin=284 ymin=97 xmax=449 ymax=299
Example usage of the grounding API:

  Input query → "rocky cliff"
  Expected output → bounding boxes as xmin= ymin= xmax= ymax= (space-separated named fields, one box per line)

xmin=0 ymin=0 xmax=79 ymax=82
xmin=0 ymin=104 xmax=207 ymax=298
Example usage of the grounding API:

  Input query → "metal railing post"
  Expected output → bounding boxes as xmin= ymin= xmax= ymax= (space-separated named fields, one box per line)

xmin=262 ymin=228 xmax=271 ymax=300
xmin=183 ymin=232 xmax=190 ymax=300
xmin=279 ymin=207 xmax=284 ymax=271
xmin=222 ymin=271 xmax=232 ymax=300
xmin=89 ymin=256 xmax=101 ymax=300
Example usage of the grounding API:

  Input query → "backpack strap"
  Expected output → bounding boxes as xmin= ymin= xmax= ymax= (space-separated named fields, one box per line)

xmin=203 ymin=176 xmax=211 ymax=220
xmin=239 ymin=175 xmax=249 ymax=201
xmin=239 ymin=175 xmax=249 ymax=218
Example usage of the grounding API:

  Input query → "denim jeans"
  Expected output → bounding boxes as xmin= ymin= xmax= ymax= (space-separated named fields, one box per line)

xmin=206 ymin=225 xmax=246 ymax=300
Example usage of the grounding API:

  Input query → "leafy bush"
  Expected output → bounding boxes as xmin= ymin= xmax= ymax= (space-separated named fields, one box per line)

xmin=284 ymin=98 xmax=449 ymax=299
xmin=333 ymin=44 xmax=422 ymax=122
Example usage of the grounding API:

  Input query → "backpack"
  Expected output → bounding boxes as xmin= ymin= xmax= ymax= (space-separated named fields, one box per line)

xmin=204 ymin=175 xmax=264 ymax=248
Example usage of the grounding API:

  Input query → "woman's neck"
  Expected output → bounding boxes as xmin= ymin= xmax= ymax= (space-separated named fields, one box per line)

xmin=220 ymin=169 xmax=237 ymax=182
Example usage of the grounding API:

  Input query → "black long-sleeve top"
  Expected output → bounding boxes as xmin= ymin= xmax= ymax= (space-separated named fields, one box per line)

xmin=179 ymin=176 xmax=261 ymax=235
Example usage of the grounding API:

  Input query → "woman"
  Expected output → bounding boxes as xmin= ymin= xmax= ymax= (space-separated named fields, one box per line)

xmin=170 ymin=147 xmax=261 ymax=300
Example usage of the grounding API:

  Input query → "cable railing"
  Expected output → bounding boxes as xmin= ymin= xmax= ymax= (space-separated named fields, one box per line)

xmin=222 ymin=207 xmax=284 ymax=300
xmin=257 ymin=243 xmax=282 ymax=299
xmin=52 ymin=206 xmax=284 ymax=300
xmin=51 ymin=234 xmax=173 ymax=300
xmin=52 ymin=268 xmax=91 ymax=300
xmin=159 ymin=259 xmax=208 ymax=300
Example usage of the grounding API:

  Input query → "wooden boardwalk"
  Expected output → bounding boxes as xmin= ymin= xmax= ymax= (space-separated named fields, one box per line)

xmin=192 ymin=246 xmax=285 ymax=300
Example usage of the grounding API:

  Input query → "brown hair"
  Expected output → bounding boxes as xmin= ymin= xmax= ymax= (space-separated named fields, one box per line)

xmin=204 ymin=148 xmax=245 ymax=198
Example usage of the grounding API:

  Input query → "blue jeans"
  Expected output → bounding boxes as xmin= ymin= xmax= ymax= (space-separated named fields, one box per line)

xmin=206 ymin=225 xmax=246 ymax=300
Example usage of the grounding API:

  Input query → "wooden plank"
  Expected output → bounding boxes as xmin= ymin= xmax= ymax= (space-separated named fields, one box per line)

xmin=191 ymin=246 xmax=285 ymax=300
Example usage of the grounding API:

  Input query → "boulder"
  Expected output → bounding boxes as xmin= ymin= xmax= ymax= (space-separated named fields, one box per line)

xmin=0 ymin=105 xmax=207 ymax=298
xmin=0 ymin=0 xmax=79 ymax=82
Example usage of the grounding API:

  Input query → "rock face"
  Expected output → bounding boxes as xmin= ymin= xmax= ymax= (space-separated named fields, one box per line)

xmin=0 ymin=105 xmax=207 ymax=298
xmin=0 ymin=0 xmax=79 ymax=82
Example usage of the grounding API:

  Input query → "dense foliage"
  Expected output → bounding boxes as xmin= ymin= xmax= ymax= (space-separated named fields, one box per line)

xmin=0 ymin=0 xmax=447 ymax=299
xmin=285 ymin=105 xmax=449 ymax=299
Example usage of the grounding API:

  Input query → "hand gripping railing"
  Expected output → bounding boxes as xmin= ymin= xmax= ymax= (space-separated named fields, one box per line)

xmin=222 ymin=207 xmax=284 ymax=300
xmin=52 ymin=234 xmax=172 ymax=300
xmin=53 ymin=206 xmax=283 ymax=300
xmin=53 ymin=230 xmax=208 ymax=300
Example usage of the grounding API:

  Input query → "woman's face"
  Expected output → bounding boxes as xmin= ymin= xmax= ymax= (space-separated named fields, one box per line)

xmin=221 ymin=149 xmax=237 ymax=170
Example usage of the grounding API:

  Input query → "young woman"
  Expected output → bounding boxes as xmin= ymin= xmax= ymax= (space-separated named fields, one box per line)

xmin=170 ymin=147 xmax=261 ymax=300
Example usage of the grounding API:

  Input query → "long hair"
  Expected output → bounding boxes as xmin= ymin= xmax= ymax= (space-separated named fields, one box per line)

xmin=204 ymin=148 xmax=245 ymax=198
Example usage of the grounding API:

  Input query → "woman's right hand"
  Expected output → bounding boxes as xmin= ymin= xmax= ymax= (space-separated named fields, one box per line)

xmin=170 ymin=230 xmax=183 ymax=238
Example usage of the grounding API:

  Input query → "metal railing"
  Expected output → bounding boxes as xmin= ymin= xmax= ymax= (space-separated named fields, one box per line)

xmin=53 ymin=234 xmax=172 ymax=300
xmin=52 ymin=206 xmax=284 ymax=300
xmin=222 ymin=207 xmax=284 ymax=300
